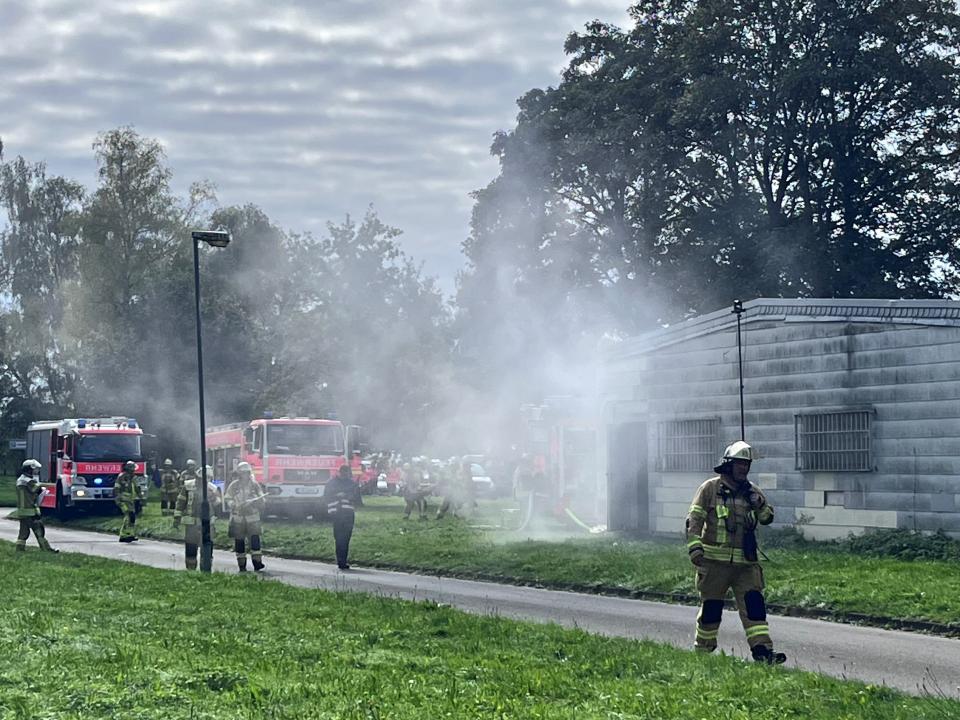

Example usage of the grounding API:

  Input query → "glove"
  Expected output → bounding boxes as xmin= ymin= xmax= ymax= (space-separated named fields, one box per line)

xmin=134 ymin=500 xmax=143 ymax=514
xmin=689 ymin=547 xmax=705 ymax=567
xmin=748 ymin=491 xmax=763 ymax=510
xmin=172 ymin=517 xmax=180 ymax=529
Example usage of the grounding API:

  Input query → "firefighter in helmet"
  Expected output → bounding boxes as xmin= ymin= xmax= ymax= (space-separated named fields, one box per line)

xmin=114 ymin=460 xmax=144 ymax=543
xmin=159 ymin=458 xmax=180 ymax=516
xmin=224 ymin=461 xmax=267 ymax=572
xmin=685 ymin=441 xmax=786 ymax=664
xmin=323 ymin=464 xmax=361 ymax=569
xmin=12 ymin=459 xmax=57 ymax=553
xmin=173 ymin=464 xmax=219 ymax=570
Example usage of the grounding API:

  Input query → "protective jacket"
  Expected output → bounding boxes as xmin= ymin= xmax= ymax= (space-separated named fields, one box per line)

xmin=12 ymin=474 xmax=42 ymax=519
xmin=324 ymin=475 xmax=359 ymax=516
xmin=225 ymin=474 xmax=266 ymax=539
xmin=174 ymin=478 xmax=220 ymax=526
xmin=114 ymin=471 xmax=143 ymax=509
xmin=686 ymin=474 xmax=773 ymax=564
xmin=160 ymin=469 xmax=180 ymax=495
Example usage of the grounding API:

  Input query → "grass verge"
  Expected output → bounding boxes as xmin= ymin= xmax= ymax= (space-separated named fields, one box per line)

xmin=33 ymin=494 xmax=960 ymax=633
xmin=2 ymin=547 xmax=958 ymax=719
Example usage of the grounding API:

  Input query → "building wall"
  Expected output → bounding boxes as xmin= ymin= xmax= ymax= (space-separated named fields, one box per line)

xmin=602 ymin=320 xmax=960 ymax=540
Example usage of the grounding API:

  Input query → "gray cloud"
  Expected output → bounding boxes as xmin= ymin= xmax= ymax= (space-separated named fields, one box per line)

xmin=1 ymin=0 xmax=630 ymax=291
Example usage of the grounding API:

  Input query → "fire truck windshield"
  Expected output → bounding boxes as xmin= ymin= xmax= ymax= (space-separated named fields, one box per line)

xmin=266 ymin=424 xmax=343 ymax=455
xmin=76 ymin=434 xmax=142 ymax=460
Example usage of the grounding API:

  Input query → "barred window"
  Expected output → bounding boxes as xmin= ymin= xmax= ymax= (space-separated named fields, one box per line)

xmin=795 ymin=410 xmax=873 ymax=472
xmin=658 ymin=418 xmax=720 ymax=472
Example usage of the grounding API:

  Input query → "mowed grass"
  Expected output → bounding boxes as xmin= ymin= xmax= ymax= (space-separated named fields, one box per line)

xmin=2 ymin=548 xmax=958 ymax=720
xmin=30 ymin=492 xmax=960 ymax=630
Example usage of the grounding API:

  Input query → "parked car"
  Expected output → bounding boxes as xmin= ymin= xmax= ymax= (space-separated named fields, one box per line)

xmin=468 ymin=463 xmax=496 ymax=497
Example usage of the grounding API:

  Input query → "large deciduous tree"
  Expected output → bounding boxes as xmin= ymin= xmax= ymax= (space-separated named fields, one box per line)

xmin=459 ymin=0 xmax=960 ymax=381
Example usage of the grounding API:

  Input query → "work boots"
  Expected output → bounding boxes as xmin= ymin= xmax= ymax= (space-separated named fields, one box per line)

xmin=237 ymin=557 xmax=248 ymax=573
xmin=752 ymin=646 xmax=787 ymax=665
xmin=252 ymin=556 xmax=265 ymax=572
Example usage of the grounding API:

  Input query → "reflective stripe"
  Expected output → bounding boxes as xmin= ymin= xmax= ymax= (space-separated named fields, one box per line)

xmin=688 ymin=504 xmax=706 ymax=518
xmin=696 ymin=628 xmax=719 ymax=639
xmin=715 ymin=507 xmax=727 ymax=544
xmin=702 ymin=543 xmax=748 ymax=563
xmin=745 ymin=625 xmax=770 ymax=638
xmin=687 ymin=538 xmax=703 ymax=550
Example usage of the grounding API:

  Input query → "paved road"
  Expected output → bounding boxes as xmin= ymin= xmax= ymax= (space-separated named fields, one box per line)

xmin=3 ymin=520 xmax=959 ymax=699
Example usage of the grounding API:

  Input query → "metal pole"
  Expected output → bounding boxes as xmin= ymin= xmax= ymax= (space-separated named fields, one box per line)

xmin=732 ymin=299 xmax=745 ymax=441
xmin=193 ymin=238 xmax=213 ymax=573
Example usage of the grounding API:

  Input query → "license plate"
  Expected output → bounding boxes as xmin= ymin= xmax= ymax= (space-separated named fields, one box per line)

xmin=295 ymin=487 xmax=320 ymax=495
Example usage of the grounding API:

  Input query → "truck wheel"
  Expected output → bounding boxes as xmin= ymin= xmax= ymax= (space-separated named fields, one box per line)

xmin=54 ymin=483 xmax=75 ymax=520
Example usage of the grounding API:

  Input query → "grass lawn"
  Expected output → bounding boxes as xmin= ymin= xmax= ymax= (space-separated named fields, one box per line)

xmin=31 ymin=494 xmax=960 ymax=630
xmin=2 ymin=548 xmax=957 ymax=719
xmin=0 ymin=475 xmax=15 ymax=507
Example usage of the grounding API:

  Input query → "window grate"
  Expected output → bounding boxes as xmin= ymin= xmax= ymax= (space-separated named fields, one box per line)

xmin=658 ymin=418 xmax=719 ymax=472
xmin=795 ymin=411 xmax=872 ymax=472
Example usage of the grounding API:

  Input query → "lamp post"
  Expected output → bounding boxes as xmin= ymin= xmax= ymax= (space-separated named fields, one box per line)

xmin=191 ymin=229 xmax=231 ymax=573
xmin=732 ymin=299 xmax=745 ymax=441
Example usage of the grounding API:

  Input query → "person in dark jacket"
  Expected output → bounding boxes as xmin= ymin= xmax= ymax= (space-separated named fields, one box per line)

xmin=323 ymin=464 xmax=361 ymax=570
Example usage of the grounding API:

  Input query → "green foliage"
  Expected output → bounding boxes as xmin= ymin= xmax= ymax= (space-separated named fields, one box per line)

xmin=458 ymin=0 xmax=960 ymax=395
xmin=1 ymin=547 xmax=957 ymax=718
xmin=0 ymin=129 xmax=452 ymax=455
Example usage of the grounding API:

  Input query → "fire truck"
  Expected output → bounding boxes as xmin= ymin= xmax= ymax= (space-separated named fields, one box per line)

xmin=205 ymin=416 xmax=364 ymax=515
xmin=25 ymin=417 xmax=147 ymax=517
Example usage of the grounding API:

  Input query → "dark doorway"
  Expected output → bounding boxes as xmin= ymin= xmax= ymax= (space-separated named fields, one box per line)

xmin=607 ymin=421 xmax=649 ymax=533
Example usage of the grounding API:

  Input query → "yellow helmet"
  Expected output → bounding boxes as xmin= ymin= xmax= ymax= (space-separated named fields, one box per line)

xmin=714 ymin=441 xmax=754 ymax=472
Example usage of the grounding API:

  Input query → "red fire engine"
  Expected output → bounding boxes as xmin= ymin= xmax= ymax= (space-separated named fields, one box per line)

xmin=205 ymin=416 xmax=364 ymax=514
xmin=26 ymin=417 xmax=147 ymax=517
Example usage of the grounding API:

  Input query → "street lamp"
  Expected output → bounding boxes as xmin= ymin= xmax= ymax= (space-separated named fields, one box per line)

xmin=191 ymin=229 xmax=231 ymax=572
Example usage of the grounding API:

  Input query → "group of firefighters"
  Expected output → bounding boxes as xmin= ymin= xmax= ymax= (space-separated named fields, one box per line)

xmin=11 ymin=438 xmax=787 ymax=664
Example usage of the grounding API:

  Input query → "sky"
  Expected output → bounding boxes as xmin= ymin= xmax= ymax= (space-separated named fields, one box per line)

xmin=0 ymin=0 xmax=632 ymax=294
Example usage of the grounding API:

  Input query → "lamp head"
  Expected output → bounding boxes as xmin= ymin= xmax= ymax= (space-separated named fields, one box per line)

xmin=192 ymin=230 xmax=231 ymax=248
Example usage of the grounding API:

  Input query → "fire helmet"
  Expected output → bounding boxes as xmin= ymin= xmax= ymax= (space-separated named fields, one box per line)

xmin=185 ymin=459 xmax=196 ymax=468
xmin=714 ymin=441 xmax=755 ymax=473
xmin=21 ymin=459 xmax=42 ymax=471
xmin=236 ymin=461 xmax=252 ymax=473
xmin=163 ymin=458 xmax=173 ymax=467
xmin=124 ymin=460 xmax=137 ymax=471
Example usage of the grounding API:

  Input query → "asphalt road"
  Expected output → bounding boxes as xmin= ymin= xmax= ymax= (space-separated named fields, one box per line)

xmin=3 ymin=520 xmax=959 ymax=699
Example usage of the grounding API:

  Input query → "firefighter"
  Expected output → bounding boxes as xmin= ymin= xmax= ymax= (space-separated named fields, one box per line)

xmin=401 ymin=461 xmax=431 ymax=520
xmin=323 ymin=464 xmax=360 ymax=569
xmin=179 ymin=459 xmax=198 ymax=490
xmin=224 ymin=461 xmax=267 ymax=572
xmin=12 ymin=459 xmax=58 ymax=553
xmin=173 ymin=464 xmax=219 ymax=570
xmin=685 ymin=441 xmax=786 ymax=664
xmin=436 ymin=460 xmax=473 ymax=520
xmin=159 ymin=458 xmax=180 ymax=516
xmin=114 ymin=460 xmax=144 ymax=543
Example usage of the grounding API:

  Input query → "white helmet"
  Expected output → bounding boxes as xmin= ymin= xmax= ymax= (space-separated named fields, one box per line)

xmin=21 ymin=459 xmax=42 ymax=471
xmin=715 ymin=441 xmax=754 ymax=472
xmin=236 ymin=461 xmax=252 ymax=473
xmin=185 ymin=459 xmax=196 ymax=468
xmin=163 ymin=458 xmax=173 ymax=466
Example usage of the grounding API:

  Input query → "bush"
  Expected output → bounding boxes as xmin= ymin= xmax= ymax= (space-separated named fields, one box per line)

xmin=839 ymin=528 xmax=960 ymax=562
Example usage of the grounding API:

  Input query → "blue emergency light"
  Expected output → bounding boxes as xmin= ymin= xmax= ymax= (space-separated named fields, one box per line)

xmin=263 ymin=411 xmax=273 ymax=419
xmin=94 ymin=477 xmax=103 ymax=485
xmin=128 ymin=419 xmax=138 ymax=429
xmin=77 ymin=419 xmax=86 ymax=428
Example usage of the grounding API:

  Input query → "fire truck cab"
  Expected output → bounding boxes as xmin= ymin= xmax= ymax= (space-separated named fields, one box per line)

xmin=26 ymin=417 xmax=147 ymax=517
xmin=206 ymin=416 xmax=363 ymax=516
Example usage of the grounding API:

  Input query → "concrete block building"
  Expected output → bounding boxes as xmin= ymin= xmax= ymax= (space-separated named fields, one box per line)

xmin=600 ymin=299 xmax=960 ymax=539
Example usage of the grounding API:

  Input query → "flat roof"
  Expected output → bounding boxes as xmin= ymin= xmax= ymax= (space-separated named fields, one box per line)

xmin=607 ymin=298 xmax=960 ymax=360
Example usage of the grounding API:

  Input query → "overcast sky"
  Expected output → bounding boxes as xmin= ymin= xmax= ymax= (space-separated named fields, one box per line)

xmin=0 ymin=0 xmax=631 ymax=293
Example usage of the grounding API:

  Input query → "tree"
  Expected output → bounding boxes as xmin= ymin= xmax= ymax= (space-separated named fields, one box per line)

xmin=0 ymin=154 xmax=85 ymax=412
xmin=459 ymin=0 xmax=960 ymax=365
